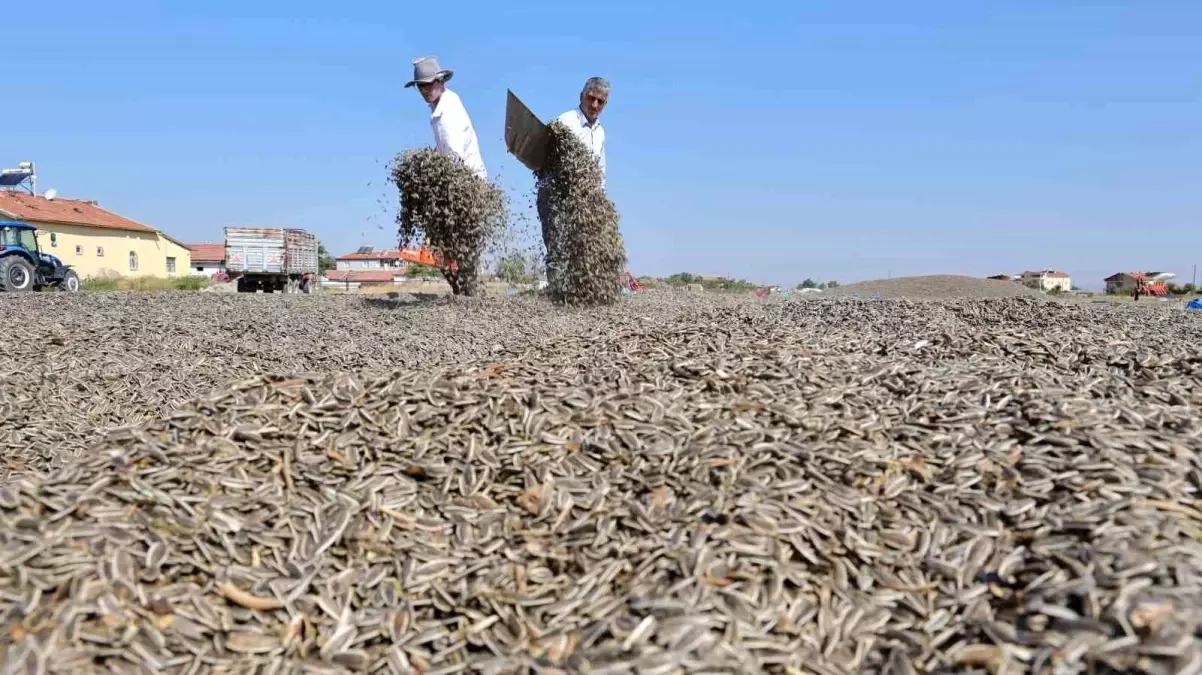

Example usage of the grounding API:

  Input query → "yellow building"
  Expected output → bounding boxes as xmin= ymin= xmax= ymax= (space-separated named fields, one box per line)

xmin=0 ymin=191 xmax=191 ymax=279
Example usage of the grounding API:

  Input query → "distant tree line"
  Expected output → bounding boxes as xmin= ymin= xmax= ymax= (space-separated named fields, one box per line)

xmin=655 ymin=272 xmax=758 ymax=292
xmin=494 ymin=253 xmax=537 ymax=284
xmin=796 ymin=278 xmax=839 ymax=290
xmin=408 ymin=262 xmax=445 ymax=278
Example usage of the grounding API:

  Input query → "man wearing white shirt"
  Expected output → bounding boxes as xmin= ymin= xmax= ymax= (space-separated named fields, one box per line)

xmin=405 ymin=56 xmax=488 ymax=296
xmin=552 ymin=77 xmax=608 ymax=186
xmin=405 ymin=56 xmax=488 ymax=181
xmin=538 ymin=76 xmax=610 ymax=289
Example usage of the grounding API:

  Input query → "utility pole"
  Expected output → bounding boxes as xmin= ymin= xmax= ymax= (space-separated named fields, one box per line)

xmin=1193 ymin=264 xmax=1196 ymax=288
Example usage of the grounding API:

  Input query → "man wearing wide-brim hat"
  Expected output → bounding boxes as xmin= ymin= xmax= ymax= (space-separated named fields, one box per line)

xmin=405 ymin=56 xmax=488 ymax=181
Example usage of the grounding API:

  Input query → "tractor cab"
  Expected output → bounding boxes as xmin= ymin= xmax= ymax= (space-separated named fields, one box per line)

xmin=0 ymin=221 xmax=80 ymax=292
xmin=0 ymin=222 xmax=39 ymax=253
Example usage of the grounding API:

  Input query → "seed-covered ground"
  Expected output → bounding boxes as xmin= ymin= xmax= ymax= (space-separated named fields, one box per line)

xmin=0 ymin=292 xmax=615 ymax=477
xmin=2 ymin=292 xmax=1201 ymax=674
xmin=824 ymin=275 xmax=1043 ymax=300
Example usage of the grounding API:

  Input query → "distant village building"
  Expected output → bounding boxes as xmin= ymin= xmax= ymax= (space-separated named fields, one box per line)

xmin=0 ymin=190 xmax=190 ymax=279
xmin=1020 ymin=269 xmax=1072 ymax=293
xmin=323 ymin=269 xmax=402 ymax=290
xmin=1104 ymin=272 xmax=1170 ymax=296
xmin=188 ymin=243 xmax=225 ymax=276
xmin=325 ymin=246 xmax=446 ymax=289
xmin=336 ymin=248 xmax=408 ymax=272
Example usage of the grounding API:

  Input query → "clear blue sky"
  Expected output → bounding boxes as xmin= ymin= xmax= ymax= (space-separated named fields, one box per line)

xmin=4 ymin=1 xmax=1200 ymax=289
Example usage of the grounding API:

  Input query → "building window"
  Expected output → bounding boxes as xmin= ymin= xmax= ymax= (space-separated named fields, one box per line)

xmin=50 ymin=232 xmax=57 ymax=247
xmin=129 ymin=251 xmax=138 ymax=272
xmin=75 ymin=245 xmax=83 ymax=255
xmin=166 ymin=257 xmax=176 ymax=274
xmin=97 ymin=246 xmax=104 ymax=257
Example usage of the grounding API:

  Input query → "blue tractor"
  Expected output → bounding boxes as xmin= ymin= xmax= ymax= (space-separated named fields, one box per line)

xmin=0 ymin=221 xmax=81 ymax=293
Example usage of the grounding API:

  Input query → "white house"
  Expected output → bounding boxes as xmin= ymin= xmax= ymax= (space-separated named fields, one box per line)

xmin=335 ymin=248 xmax=407 ymax=271
xmin=188 ymin=243 xmax=225 ymax=276
xmin=1021 ymin=269 xmax=1072 ymax=293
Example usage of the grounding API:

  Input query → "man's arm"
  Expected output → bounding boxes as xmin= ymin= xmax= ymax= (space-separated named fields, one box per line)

xmin=599 ymin=133 xmax=607 ymax=189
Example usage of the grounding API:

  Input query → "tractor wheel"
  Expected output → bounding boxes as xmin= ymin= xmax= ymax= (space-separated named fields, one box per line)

xmin=0 ymin=256 xmax=35 ymax=292
xmin=61 ymin=270 xmax=81 ymax=293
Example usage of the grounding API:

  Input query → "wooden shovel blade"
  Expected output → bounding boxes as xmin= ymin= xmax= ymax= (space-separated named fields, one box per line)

xmin=505 ymin=89 xmax=550 ymax=172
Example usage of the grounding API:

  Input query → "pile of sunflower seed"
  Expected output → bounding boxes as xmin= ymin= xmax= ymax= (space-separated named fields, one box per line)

xmin=390 ymin=148 xmax=510 ymax=296
xmin=824 ymin=275 xmax=1045 ymax=300
xmin=0 ymin=292 xmax=611 ymax=478
xmin=2 ymin=293 xmax=1201 ymax=674
xmin=536 ymin=122 xmax=627 ymax=306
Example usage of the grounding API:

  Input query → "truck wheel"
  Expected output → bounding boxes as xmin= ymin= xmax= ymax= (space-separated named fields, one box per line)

xmin=0 ymin=256 xmax=35 ymax=292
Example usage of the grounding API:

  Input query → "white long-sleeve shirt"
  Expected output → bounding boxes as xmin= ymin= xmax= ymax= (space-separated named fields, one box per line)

xmin=430 ymin=88 xmax=487 ymax=180
xmin=555 ymin=108 xmax=606 ymax=186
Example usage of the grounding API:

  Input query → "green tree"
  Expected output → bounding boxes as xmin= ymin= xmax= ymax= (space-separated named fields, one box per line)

xmin=1023 ymin=278 xmax=1042 ymax=291
xmin=496 ymin=253 xmax=533 ymax=284
xmin=407 ymin=262 xmax=443 ymax=278
xmin=797 ymin=278 xmax=818 ymax=289
xmin=666 ymin=272 xmax=697 ymax=285
xmin=317 ymin=243 xmax=335 ymax=274
xmin=1182 ymin=283 xmax=1198 ymax=295
xmin=826 ymin=280 xmax=839 ymax=288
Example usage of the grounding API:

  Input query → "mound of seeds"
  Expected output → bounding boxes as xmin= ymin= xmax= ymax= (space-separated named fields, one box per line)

xmin=390 ymin=148 xmax=509 ymax=296
xmin=824 ymin=275 xmax=1045 ymax=300
xmin=3 ymin=295 xmax=1202 ymax=673
xmin=536 ymin=122 xmax=627 ymax=306
xmin=0 ymin=292 xmax=632 ymax=479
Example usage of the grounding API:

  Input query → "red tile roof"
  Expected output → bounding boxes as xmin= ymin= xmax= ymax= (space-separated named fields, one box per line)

xmin=337 ymin=249 xmax=407 ymax=261
xmin=325 ymin=270 xmax=397 ymax=283
xmin=338 ymin=251 xmax=397 ymax=261
xmin=1106 ymin=272 xmax=1153 ymax=281
xmin=189 ymin=243 xmax=225 ymax=264
xmin=338 ymin=247 xmax=442 ymax=266
xmin=0 ymin=191 xmax=157 ymax=233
